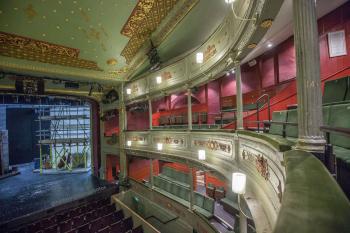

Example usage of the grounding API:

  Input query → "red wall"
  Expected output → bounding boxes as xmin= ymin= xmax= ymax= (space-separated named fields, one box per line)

xmin=128 ymin=158 xmax=160 ymax=182
xmin=205 ymin=172 xmax=227 ymax=190
xmin=105 ymin=154 xmax=119 ymax=182
xmin=224 ymin=2 xmax=350 ymax=128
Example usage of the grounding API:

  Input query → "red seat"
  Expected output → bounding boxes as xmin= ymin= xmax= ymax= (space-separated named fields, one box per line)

xmin=112 ymin=210 xmax=124 ymax=223
xmin=43 ymin=225 xmax=58 ymax=233
xmin=72 ymin=216 xmax=85 ymax=229
xmin=110 ymin=222 xmax=122 ymax=232
xmin=98 ymin=226 xmax=110 ymax=233
xmin=59 ymin=220 xmax=72 ymax=233
xmin=76 ymin=224 xmax=90 ymax=233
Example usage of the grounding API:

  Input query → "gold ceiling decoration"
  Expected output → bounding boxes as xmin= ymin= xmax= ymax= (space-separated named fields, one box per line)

xmin=153 ymin=0 xmax=199 ymax=45
xmin=247 ymin=43 xmax=257 ymax=49
xmin=106 ymin=58 xmax=118 ymax=65
xmin=0 ymin=32 xmax=102 ymax=71
xmin=260 ymin=19 xmax=273 ymax=29
xmin=121 ymin=0 xmax=179 ymax=64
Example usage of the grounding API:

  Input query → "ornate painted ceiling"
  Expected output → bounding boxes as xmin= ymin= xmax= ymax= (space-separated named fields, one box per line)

xmin=0 ymin=0 xmax=227 ymax=83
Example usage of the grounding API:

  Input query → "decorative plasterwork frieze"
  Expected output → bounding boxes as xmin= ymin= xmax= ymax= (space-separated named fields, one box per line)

xmin=120 ymin=0 xmax=199 ymax=64
xmin=0 ymin=32 xmax=102 ymax=71
xmin=121 ymin=0 xmax=178 ymax=64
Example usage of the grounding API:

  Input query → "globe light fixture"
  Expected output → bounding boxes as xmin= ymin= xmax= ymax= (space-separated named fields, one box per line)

xmin=232 ymin=172 xmax=246 ymax=194
xmin=196 ymin=52 xmax=204 ymax=64
xmin=157 ymin=143 xmax=163 ymax=151
xmin=198 ymin=150 xmax=206 ymax=160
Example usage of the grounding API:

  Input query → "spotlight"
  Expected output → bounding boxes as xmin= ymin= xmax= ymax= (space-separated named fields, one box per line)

xmin=267 ymin=42 xmax=273 ymax=48
xmin=226 ymin=72 xmax=230 ymax=76
xmin=196 ymin=52 xmax=204 ymax=64
xmin=126 ymin=88 xmax=131 ymax=95
xmin=231 ymin=69 xmax=235 ymax=74
xmin=156 ymin=76 xmax=162 ymax=84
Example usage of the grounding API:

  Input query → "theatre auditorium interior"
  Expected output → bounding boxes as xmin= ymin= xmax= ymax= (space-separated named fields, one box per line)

xmin=1 ymin=0 xmax=350 ymax=233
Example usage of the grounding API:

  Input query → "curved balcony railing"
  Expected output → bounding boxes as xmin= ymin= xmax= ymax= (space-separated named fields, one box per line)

xmin=122 ymin=129 xmax=350 ymax=233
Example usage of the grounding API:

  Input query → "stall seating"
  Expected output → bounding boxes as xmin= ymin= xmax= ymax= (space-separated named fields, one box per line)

xmin=6 ymin=196 xmax=143 ymax=233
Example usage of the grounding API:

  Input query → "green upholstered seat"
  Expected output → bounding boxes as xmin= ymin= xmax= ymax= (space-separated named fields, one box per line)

xmin=346 ymin=77 xmax=350 ymax=101
xmin=269 ymin=111 xmax=288 ymax=136
xmin=286 ymin=109 xmax=298 ymax=138
xmin=333 ymin=146 xmax=350 ymax=168
xmin=203 ymin=197 xmax=215 ymax=213
xmin=154 ymin=176 xmax=160 ymax=187
xmin=194 ymin=192 xmax=205 ymax=208
xmin=323 ymin=77 xmax=348 ymax=104
xmin=328 ymin=104 xmax=350 ymax=150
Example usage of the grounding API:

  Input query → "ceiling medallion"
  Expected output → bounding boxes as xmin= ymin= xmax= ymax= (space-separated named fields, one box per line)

xmin=106 ymin=58 xmax=118 ymax=65
xmin=260 ymin=19 xmax=273 ymax=29
xmin=247 ymin=43 xmax=257 ymax=49
xmin=0 ymin=31 xmax=102 ymax=71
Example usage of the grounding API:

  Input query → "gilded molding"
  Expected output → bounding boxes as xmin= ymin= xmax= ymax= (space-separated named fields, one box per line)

xmin=0 ymin=31 xmax=102 ymax=71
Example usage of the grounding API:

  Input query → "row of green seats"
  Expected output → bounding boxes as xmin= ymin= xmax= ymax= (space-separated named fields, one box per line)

xmin=153 ymin=175 xmax=215 ymax=218
xmin=161 ymin=166 xmax=190 ymax=186
xmin=154 ymin=175 xmax=190 ymax=201
xmin=193 ymin=192 xmax=215 ymax=218
xmin=323 ymin=76 xmax=350 ymax=105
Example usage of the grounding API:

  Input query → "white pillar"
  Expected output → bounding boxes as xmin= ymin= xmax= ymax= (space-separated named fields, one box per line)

xmin=187 ymin=88 xmax=192 ymax=130
xmin=293 ymin=0 xmax=326 ymax=152
xmin=235 ymin=63 xmax=244 ymax=130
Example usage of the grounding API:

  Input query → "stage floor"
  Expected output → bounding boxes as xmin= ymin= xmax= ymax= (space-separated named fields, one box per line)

xmin=0 ymin=163 xmax=115 ymax=224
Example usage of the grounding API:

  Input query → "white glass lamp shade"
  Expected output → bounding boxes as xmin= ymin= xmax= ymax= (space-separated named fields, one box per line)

xmin=196 ymin=52 xmax=204 ymax=64
xmin=126 ymin=88 xmax=131 ymax=95
xmin=232 ymin=172 xmax=246 ymax=194
xmin=127 ymin=141 xmax=132 ymax=147
xmin=157 ymin=143 xmax=163 ymax=151
xmin=225 ymin=0 xmax=235 ymax=3
xmin=198 ymin=150 xmax=206 ymax=160
xmin=156 ymin=76 xmax=162 ymax=84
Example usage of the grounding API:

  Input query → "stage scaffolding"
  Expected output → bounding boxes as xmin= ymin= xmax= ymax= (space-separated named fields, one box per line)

xmin=36 ymin=104 xmax=91 ymax=174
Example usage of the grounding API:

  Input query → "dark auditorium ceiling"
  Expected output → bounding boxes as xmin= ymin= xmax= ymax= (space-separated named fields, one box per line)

xmin=0 ymin=0 xmax=227 ymax=82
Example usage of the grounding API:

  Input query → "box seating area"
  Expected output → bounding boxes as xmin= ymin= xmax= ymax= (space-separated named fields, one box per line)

xmin=6 ymin=197 xmax=143 ymax=233
xmin=238 ymin=76 xmax=350 ymax=199
xmin=153 ymin=167 xmax=215 ymax=219
xmin=158 ymin=112 xmax=207 ymax=126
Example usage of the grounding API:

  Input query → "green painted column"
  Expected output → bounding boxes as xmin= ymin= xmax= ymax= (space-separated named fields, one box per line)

xmin=149 ymin=159 xmax=154 ymax=188
xmin=189 ymin=166 xmax=194 ymax=210
xmin=187 ymin=88 xmax=193 ymax=130
xmin=118 ymin=84 xmax=128 ymax=182
xmin=235 ymin=63 xmax=244 ymax=130
xmin=148 ymin=97 xmax=153 ymax=130
xmin=293 ymin=0 xmax=326 ymax=152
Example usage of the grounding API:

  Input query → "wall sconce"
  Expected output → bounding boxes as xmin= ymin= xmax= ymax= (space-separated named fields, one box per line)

xmin=126 ymin=88 xmax=131 ymax=95
xmin=196 ymin=52 xmax=204 ymax=64
xmin=157 ymin=143 xmax=163 ymax=151
xmin=232 ymin=172 xmax=246 ymax=195
xmin=198 ymin=150 xmax=206 ymax=161
xmin=225 ymin=0 xmax=235 ymax=3
xmin=127 ymin=141 xmax=131 ymax=147
xmin=156 ymin=76 xmax=162 ymax=84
